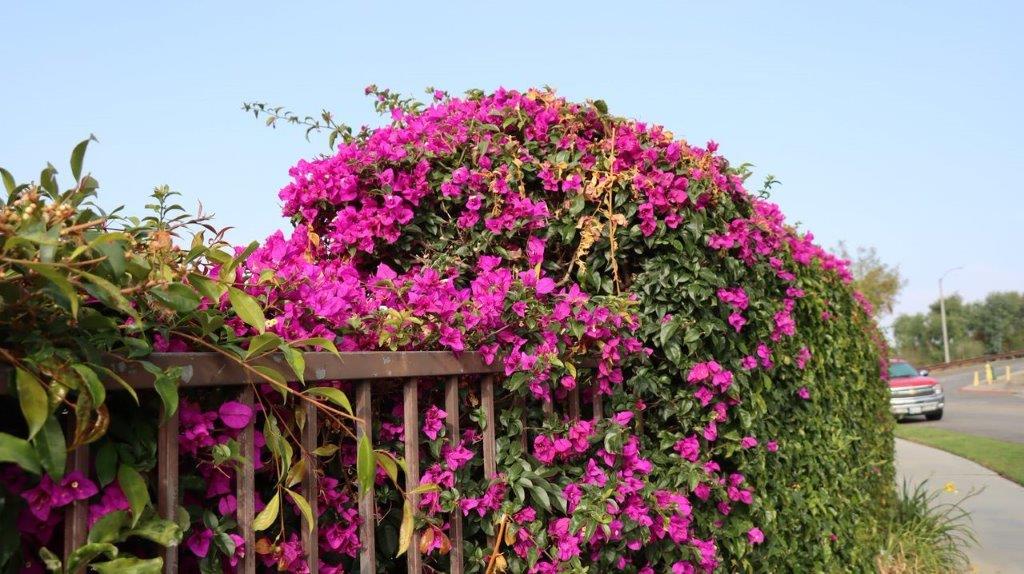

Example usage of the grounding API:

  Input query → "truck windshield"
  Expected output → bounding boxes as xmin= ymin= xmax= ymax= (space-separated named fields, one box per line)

xmin=888 ymin=362 xmax=919 ymax=378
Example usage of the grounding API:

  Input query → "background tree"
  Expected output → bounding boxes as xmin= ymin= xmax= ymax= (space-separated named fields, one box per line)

xmin=836 ymin=242 xmax=906 ymax=317
xmin=893 ymin=291 xmax=1024 ymax=363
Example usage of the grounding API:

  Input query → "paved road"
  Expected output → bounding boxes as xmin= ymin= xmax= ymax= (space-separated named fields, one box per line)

xmin=896 ymin=439 xmax=1024 ymax=573
xmin=898 ymin=357 xmax=1024 ymax=443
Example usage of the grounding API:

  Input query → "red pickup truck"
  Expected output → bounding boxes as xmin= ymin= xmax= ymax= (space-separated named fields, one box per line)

xmin=889 ymin=360 xmax=944 ymax=420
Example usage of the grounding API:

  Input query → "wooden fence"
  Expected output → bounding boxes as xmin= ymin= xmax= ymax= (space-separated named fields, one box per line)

xmin=2 ymin=351 xmax=598 ymax=573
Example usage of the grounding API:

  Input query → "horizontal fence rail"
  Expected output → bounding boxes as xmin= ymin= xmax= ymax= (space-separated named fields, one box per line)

xmin=1 ymin=351 xmax=601 ymax=573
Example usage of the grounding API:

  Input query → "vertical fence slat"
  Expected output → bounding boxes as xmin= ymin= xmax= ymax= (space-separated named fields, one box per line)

xmin=236 ymin=386 xmax=256 ymax=574
xmin=567 ymin=387 xmax=580 ymax=421
xmin=403 ymin=380 xmax=422 ymax=573
xmin=301 ymin=401 xmax=320 ymax=573
xmin=63 ymin=443 xmax=89 ymax=572
xmin=481 ymin=375 xmax=497 ymax=480
xmin=592 ymin=388 xmax=603 ymax=421
xmin=444 ymin=376 xmax=464 ymax=574
xmin=356 ymin=381 xmax=376 ymax=574
xmin=157 ymin=407 xmax=180 ymax=574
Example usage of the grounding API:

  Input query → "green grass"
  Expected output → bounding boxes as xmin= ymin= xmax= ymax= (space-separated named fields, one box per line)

xmin=895 ymin=425 xmax=1024 ymax=486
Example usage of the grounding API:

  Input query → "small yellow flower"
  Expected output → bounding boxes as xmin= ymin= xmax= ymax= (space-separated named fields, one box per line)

xmin=944 ymin=482 xmax=957 ymax=493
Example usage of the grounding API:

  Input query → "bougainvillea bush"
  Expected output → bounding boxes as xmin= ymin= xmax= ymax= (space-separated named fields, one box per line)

xmin=0 ymin=86 xmax=894 ymax=574
xmin=237 ymin=87 xmax=895 ymax=572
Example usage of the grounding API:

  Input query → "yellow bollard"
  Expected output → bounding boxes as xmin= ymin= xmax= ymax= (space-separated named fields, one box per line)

xmin=973 ymin=371 xmax=980 ymax=386
xmin=985 ymin=363 xmax=994 ymax=384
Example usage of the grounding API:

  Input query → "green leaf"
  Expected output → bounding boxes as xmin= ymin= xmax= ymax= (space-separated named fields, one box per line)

xmin=90 ymin=557 xmax=163 ymax=574
xmin=15 ymin=368 xmax=49 ymax=440
xmin=187 ymin=273 xmax=224 ymax=302
xmin=289 ymin=337 xmax=340 ymax=356
xmin=227 ymin=287 xmax=266 ymax=333
xmin=150 ymin=283 xmax=200 ymax=313
xmin=286 ymin=488 xmax=315 ymax=533
xmin=0 ymin=167 xmax=16 ymax=195
xmin=375 ymin=450 xmax=398 ymax=485
xmin=252 ymin=491 xmax=280 ymax=532
xmin=32 ymin=415 xmax=66 ymax=479
xmin=93 ymin=240 xmax=126 ymax=278
xmin=0 ymin=432 xmax=42 ymax=474
xmin=70 ymin=135 xmax=97 ymax=181
xmin=396 ymin=499 xmax=414 ymax=557
xmin=152 ymin=371 xmax=179 ymax=421
xmin=312 ymin=444 xmax=339 ymax=457
xmin=126 ymin=512 xmax=182 ymax=546
xmin=78 ymin=270 xmax=137 ymax=320
xmin=22 ymin=262 xmax=78 ymax=317
xmin=532 ymin=485 xmax=551 ymax=512
xmin=251 ymin=365 xmax=288 ymax=397
xmin=37 ymin=546 xmax=61 ymax=573
xmin=357 ymin=433 xmax=374 ymax=494
xmin=117 ymin=465 xmax=150 ymax=527
xmin=279 ymin=345 xmax=305 ymax=384
xmin=593 ymin=99 xmax=609 ymax=114
xmin=244 ymin=333 xmax=282 ymax=359
xmin=88 ymin=510 xmax=129 ymax=544
xmin=304 ymin=387 xmax=352 ymax=415
xmin=71 ymin=364 xmax=106 ymax=407
xmin=66 ymin=542 xmax=117 ymax=574
xmin=408 ymin=483 xmax=441 ymax=495
xmin=95 ymin=442 xmax=118 ymax=487
xmin=92 ymin=365 xmax=139 ymax=406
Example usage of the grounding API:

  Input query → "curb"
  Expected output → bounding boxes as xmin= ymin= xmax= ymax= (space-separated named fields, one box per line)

xmin=959 ymin=384 xmax=1021 ymax=395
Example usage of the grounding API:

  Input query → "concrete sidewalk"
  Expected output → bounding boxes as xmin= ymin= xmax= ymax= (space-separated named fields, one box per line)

xmin=895 ymin=439 xmax=1024 ymax=573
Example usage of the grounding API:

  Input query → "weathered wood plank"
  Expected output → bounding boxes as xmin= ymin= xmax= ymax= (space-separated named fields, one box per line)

xmin=356 ymin=381 xmax=376 ymax=574
xmin=301 ymin=401 xmax=319 ymax=573
xmin=444 ymin=376 xmax=464 ymax=574
xmin=567 ymin=387 xmax=580 ymax=420
xmin=236 ymin=387 xmax=256 ymax=574
xmin=403 ymin=380 xmax=422 ymax=573
xmin=157 ymin=406 xmax=180 ymax=574
xmin=63 ymin=444 xmax=89 ymax=573
xmin=481 ymin=375 xmax=497 ymax=480
xmin=593 ymin=389 xmax=603 ymax=421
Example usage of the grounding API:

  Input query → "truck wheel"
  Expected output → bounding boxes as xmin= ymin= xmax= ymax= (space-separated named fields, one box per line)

xmin=925 ymin=409 xmax=943 ymax=421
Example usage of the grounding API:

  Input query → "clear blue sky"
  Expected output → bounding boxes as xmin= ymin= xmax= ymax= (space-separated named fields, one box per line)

xmin=3 ymin=1 xmax=1022 ymax=328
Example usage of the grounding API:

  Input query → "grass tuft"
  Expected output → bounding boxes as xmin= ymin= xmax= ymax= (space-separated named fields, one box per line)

xmin=876 ymin=480 xmax=977 ymax=574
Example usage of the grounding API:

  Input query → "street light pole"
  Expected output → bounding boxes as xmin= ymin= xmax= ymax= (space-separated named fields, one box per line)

xmin=939 ymin=266 xmax=963 ymax=364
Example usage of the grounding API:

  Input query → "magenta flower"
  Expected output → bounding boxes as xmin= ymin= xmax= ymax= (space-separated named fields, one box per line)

xmin=795 ymin=346 xmax=812 ymax=369
xmin=798 ymin=387 xmax=811 ymax=400
xmin=747 ymin=527 xmax=765 ymax=545
xmin=186 ymin=527 xmax=214 ymax=557
xmin=88 ymin=483 xmax=129 ymax=527
xmin=422 ymin=405 xmax=446 ymax=440
xmin=21 ymin=471 xmax=96 ymax=522
xmin=219 ymin=401 xmax=254 ymax=430
xmin=674 ymin=435 xmax=700 ymax=462
xmin=740 ymin=436 xmax=758 ymax=449
xmin=728 ymin=312 xmax=746 ymax=332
